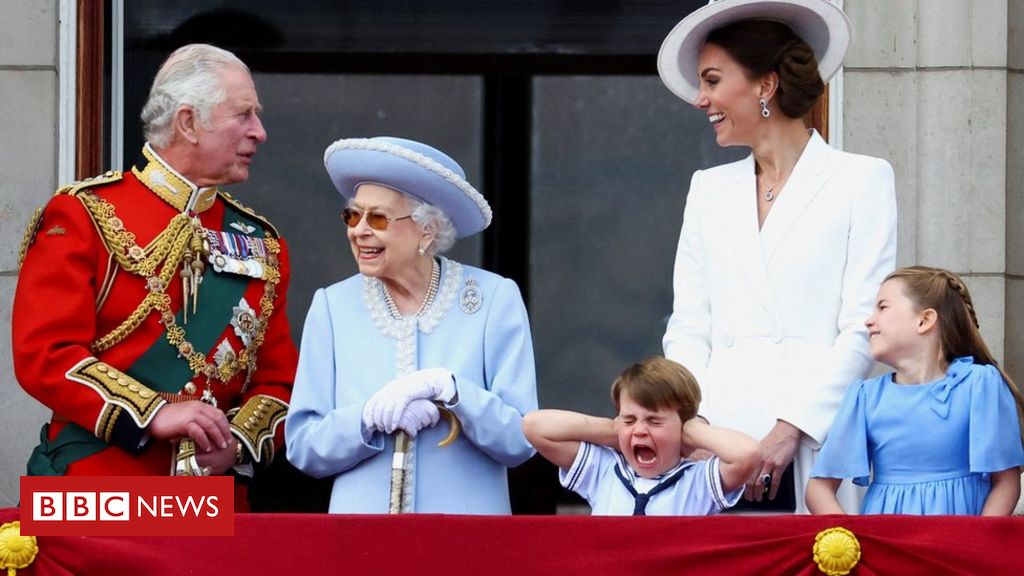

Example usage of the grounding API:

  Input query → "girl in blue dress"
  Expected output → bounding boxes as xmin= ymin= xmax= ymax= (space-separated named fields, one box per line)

xmin=806 ymin=266 xmax=1024 ymax=515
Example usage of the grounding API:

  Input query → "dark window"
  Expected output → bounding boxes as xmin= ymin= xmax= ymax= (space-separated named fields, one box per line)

xmin=115 ymin=0 xmax=745 ymax=514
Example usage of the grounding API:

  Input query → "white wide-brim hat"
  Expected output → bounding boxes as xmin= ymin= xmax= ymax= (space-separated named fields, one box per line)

xmin=324 ymin=137 xmax=492 ymax=238
xmin=658 ymin=0 xmax=851 ymax=104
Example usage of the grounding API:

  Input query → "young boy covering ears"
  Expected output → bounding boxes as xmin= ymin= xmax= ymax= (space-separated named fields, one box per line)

xmin=523 ymin=357 xmax=760 ymax=515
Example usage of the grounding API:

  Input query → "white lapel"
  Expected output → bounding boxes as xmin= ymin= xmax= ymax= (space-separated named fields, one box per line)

xmin=760 ymin=131 xmax=836 ymax=263
xmin=722 ymin=155 xmax=783 ymax=324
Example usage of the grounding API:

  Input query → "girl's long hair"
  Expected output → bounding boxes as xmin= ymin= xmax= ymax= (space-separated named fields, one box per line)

xmin=887 ymin=266 xmax=1024 ymax=441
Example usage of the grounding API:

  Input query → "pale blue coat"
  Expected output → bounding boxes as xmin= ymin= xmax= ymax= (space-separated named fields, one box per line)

xmin=285 ymin=258 xmax=538 ymax=513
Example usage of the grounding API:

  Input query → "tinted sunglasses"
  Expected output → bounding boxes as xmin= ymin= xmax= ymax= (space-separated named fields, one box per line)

xmin=341 ymin=208 xmax=413 ymax=231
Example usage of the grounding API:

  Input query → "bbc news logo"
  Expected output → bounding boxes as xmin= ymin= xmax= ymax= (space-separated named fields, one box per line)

xmin=34 ymin=491 xmax=133 ymax=521
xmin=20 ymin=476 xmax=233 ymax=536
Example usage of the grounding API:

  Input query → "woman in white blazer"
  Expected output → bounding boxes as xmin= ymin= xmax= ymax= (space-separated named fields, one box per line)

xmin=657 ymin=0 xmax=897 ymax=513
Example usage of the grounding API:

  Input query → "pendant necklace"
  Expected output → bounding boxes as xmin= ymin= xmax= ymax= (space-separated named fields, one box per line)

xmin=759 ymin=170 xmax=787 ymax=202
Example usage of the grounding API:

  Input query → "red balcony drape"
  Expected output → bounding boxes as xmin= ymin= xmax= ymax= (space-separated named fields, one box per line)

xmin=2 ymin=508 xmax=1022 ymax=575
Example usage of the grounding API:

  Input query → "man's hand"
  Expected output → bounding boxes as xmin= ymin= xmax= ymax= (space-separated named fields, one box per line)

xmin=196 ymin=437 xmax=240 ymax=476
xmin=148 ymin=401 xmax=231 ymax=453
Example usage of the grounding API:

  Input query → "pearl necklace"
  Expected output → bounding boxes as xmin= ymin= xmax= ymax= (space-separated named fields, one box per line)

xmin=382 ymin=258 xmax=440 ymax=319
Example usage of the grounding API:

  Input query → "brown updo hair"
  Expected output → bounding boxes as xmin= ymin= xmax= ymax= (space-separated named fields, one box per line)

xmin=705 ymin=19 xmax=824 ymax=119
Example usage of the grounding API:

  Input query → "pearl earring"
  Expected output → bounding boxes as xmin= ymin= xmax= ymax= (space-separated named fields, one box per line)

xmin=759 ymin=98 xmax=770 ymax=119
xmin=418 ymin=246 xmax=425 ymax=256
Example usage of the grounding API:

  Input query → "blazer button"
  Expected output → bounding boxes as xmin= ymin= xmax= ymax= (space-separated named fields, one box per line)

xmin=772 ymin=334 xmax=783 ymax=344
xmin=721 ymin=335 xmax=734 ymax=347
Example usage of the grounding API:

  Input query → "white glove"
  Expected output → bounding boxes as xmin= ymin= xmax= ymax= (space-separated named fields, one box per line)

xmin=394 ymin=399 xmax=441 ymax=438
xmin=362 ymin=368 xmax=455 ymax=434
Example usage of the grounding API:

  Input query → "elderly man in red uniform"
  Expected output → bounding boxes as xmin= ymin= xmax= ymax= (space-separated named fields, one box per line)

xmin=13 ymin=44 xmax=296 ymax=499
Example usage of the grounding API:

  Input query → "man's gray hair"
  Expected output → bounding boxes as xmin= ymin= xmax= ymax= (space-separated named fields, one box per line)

xmin=141 ymin=44 xmax=249 ymax=148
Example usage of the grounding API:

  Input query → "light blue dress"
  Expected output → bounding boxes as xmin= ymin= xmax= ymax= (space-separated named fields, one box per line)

xmin=811 ymin=356 xmax=1024 ymax=514
xmin=285 ymin=257 xmax=538 ymax=513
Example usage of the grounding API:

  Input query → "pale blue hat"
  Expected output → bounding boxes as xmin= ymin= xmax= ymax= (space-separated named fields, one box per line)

xmin=324 ymin=136 xmax=492 ymax=238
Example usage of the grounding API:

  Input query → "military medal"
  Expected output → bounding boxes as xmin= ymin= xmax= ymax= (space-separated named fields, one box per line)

xmin=214 ymin=340 xmax=237 ymax=367
xmin=205 ymin=228 xmax=269 ymax=279
xmin=201 ymin=387 xmax=217 ymax=408
xmin=232 ymin=298 xmax=260 ymax=347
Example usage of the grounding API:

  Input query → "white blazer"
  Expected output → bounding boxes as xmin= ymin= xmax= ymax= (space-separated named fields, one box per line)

xmin=663 ymin=131 xmax=897 ymax=507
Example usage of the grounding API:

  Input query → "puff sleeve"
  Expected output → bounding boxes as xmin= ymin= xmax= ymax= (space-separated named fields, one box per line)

xmin=810 ymin=379 xmax=872 ymax=486
xmin=968 ymin=365 xmax=1024 ymax=473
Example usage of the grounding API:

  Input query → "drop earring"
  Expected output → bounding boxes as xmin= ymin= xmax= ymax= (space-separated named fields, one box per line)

xmin=759 ymin=98 xmax=770 ymax=119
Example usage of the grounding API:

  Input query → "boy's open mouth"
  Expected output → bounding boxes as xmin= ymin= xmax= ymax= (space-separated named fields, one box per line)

xmin=634 ymin=446 xmax=657 ymax=465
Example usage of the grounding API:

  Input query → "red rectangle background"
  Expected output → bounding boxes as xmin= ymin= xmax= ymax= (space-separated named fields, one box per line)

xmin=20 ymin=476 xmax=233 ymax=536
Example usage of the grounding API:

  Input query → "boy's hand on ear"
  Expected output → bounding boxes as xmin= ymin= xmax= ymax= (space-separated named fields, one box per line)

xmin=681 ymin=417 xmax=713 ymax=460
xmin=611 ymin=415 xmax=625 ymax=434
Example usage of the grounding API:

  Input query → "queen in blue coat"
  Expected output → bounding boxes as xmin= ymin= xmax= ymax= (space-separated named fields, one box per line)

xmin=285 ymin=137 xmax=538 ymax=513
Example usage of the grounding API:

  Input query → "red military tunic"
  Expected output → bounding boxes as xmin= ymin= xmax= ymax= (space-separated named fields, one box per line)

xmin=13 ymin=145 xmax=297 ymax=479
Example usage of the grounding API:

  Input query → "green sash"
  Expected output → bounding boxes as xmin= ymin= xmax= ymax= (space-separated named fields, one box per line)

xmin=26 ymin=425 xmax=102 ymax=476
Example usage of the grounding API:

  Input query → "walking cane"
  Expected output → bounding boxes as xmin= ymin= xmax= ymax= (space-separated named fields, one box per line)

xmin=388 ymin=404 xmax=461 ymax=513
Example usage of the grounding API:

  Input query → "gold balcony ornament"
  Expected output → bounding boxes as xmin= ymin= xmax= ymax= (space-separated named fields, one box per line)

xmin=813 ymin=526 xmax=861 ymax=576
xmin=0 ymin=521 xmax=38 ymax=575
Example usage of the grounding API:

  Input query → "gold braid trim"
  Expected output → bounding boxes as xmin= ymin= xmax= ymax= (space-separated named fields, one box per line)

xmin=66 ymin=358 xmax=166 ymax=430
xmin=92 ymin=291 xmax=173 ymax=353
xmin=230 ymin=395 xmax=288 ymax=464
xmin=97 ymin=404 xmax=123 ymax=443
xmin=85 ymin=192 xmax=195 ymax=353
xmin=83 ymin=193 xmax=283 ymax=387
xmin=17 ymin=207 xmax=44 ymax=270
xmin=77 ymin=192 xmax=193 ymax=277
xmin=57 ymin=171 xmax=124 ymax=197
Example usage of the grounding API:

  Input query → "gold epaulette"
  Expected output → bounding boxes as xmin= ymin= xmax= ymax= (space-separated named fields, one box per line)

xmin=17 ymin=171 xmax=124 ymax=270
xmin=55 ymin=170 xmax=123 ymax=196
xmin=218 ymin=190 xmax=281 ymax=238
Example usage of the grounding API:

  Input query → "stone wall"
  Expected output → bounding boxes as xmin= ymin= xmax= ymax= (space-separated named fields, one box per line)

xmin=0 ymin=0 xmax=59 ymax=505
xmin=845 ymin=0 xmax=1016 ymax=368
